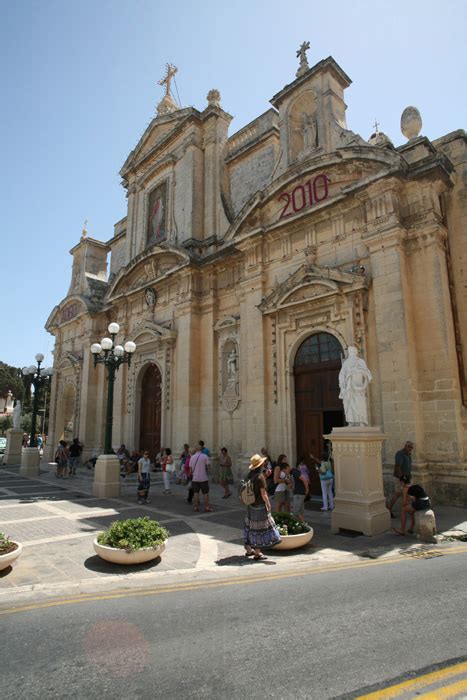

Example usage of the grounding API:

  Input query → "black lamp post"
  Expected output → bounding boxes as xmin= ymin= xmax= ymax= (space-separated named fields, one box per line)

xmin=22 ymin=354 xmax=53 ymax=447
xmin=90 ymin=323 xmax=136 ymax=455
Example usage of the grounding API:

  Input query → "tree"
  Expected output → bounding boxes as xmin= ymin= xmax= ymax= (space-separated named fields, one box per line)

xmin=0 ymin=362 xmax=24 ymax=401
xmin=0 ymin=415 xmax=11 ymax=434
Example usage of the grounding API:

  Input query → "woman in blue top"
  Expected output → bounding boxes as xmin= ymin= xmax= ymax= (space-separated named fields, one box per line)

xmin=310 ymin=452 xmax=334 ymax=511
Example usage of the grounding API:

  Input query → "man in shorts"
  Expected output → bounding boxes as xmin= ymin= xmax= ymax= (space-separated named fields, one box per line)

xmin=291 ymin=462 xmax=309 ymax=521
xmin=387 ymin=440 xmax=413 ymax=518
xmin=189 ymin=444 xmax=212 ymax=513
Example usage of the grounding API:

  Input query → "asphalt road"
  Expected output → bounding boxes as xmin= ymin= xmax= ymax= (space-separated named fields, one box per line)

xmin=2 ymin=550 xmax=467 ymax=699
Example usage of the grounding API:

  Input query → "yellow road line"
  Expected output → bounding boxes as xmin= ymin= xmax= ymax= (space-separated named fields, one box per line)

xmin=418 ymin=678 xmax=467 ymax=699
xmin=1 ymin=545 xmax=466 ymax=617
xmin=357 ymin=661 xmax=467 ymax=698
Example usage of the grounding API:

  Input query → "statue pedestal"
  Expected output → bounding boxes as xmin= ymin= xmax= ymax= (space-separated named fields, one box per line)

xmin=93 ymin=455 xmax=121 ymax=498
xmin=3 ymin=428 xmax=23 ymax=466
xmin=20 ymin=447 xmax=40 ymax=476
xmin=324 ymin=426 xmax=391 ymax=536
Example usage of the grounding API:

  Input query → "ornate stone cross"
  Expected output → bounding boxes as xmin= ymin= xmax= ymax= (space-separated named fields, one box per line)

xmin=158 ymin=63 xmax=178 ymax=97
xmin=296 ymin=41 xmax=310 ymax=77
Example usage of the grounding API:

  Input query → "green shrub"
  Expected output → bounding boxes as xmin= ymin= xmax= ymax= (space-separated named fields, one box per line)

xmin=97 ymin=517 xmax=169 ymax=552
xmin=0 ymin=531 xmax=17 ymax=555
xmin=272 ymin=511 xmax=309 ymax=535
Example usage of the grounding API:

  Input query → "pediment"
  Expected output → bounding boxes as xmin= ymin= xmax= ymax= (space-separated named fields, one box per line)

xmin=108 ymin=246 xmax=190 ymax=299
xmin=45 ymin=296 xmax=88 ymax=331
xmin=226 ymin=150 xmax=402 ymax=241
xmin=283 ymin=282 xmax=337 ymax=304
xmin=258 ymin=263 xmax=366 ymax=313
xmin=130 ymin=320 xmax=177 ymax=343
xmin=120 ymin=108 xmax=198 ymax=179
xmin=213 ymin=315 xmax=240 ymax=332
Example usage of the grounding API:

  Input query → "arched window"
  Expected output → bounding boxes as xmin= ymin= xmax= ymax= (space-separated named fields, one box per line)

xmin=294 ymin=332 xmax=342 ymax=367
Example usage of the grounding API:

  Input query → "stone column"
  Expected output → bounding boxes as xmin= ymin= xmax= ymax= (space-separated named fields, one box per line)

xmin=366 ymin=228 xmax=422 ymax=457
xmin=3 ymin=428 xmax=23 ymax=466
xmin=238 ymin=258 xmax=266 ymax=466
xmin=20 ymin=447 xmax=40 ymax=476
xmin=92 ymin=455 xmax=121 ymax=498
xmin=325 ymin=426 xmax=391 ymax=536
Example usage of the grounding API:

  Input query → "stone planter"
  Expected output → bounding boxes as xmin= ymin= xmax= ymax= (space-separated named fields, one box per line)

xmin=0 ymin=542 xmax=22 ymax=571
xmin=93 ymin=538 xmax=166 ymax=565
xmin=272 ymin=526 xmax=314 ymax=551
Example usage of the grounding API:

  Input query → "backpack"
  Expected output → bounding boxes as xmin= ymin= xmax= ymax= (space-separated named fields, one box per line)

xmin=239 ymin=476 xmax=256 ymax=505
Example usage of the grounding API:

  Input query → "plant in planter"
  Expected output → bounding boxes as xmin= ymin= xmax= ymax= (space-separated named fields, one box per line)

xmin=0 ymin=530 xmax=22 ymax=571
xmin=270 ymin=512 xmax=314 ymax=550
xmin=94 ymin=517 xmax=169 ymax=565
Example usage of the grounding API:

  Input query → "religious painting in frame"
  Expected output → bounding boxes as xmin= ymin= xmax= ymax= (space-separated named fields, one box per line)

xmin=146 ymin=180 xmax=168 ymax=248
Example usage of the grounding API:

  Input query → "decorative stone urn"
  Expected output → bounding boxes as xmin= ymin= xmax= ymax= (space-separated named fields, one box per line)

xmin=0 ymin=542 xmax=22 ymax=571
xmin=93 ymin=538 xmax=166 ymax=565
xmin=271 ymin=526 xmax=314 ymax=551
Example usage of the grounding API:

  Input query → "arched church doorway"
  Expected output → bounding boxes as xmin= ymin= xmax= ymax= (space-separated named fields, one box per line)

xmin=294 ymin=332 xmax=345 ymax=496
xmin=139 ymin=364 xmax=162 ymax=459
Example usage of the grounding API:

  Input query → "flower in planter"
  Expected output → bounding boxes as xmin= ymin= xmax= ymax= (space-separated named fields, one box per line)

xmin=0 ymin=531 xmax=17 ymax=555
xmin=97 ymin=517 xmax=169 ymax=553
xmin=272 ymin=512 xmax=310 ymax=535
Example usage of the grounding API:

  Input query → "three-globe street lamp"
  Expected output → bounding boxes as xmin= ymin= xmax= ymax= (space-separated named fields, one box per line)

xmin=91 ymin=323 xmax=136 ymax=455
xmin=22 ymin=354 xmax=54 ymax=448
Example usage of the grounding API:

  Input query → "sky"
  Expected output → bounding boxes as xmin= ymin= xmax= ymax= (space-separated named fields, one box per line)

xmin=1 ymin=0 xmax=466 ymax=370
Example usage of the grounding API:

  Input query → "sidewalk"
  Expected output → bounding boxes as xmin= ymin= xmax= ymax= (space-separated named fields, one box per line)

xmin=1 ymin=462 xmax=466 ymax=606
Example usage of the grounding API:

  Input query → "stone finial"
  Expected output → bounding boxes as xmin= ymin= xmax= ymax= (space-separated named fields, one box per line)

xmin=401 ymin=106 xmax=422 ymax=141
xmin=296 ymin=41 xmax=310 ymax=78
xmin=81 ymin=219 xmax=88 ymax=238
xmin=207 ymin=89 xmax=221 ymax=108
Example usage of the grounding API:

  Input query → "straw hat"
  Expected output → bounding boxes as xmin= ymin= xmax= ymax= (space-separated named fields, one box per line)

xmin=249 ymin=453 xmax=267 ymax=471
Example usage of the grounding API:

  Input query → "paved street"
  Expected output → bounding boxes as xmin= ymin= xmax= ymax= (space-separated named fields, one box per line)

xmin=1 ymin=547 xmax=467 ymax=699
xmin=1 ymin=462 xmax=467 ymax=609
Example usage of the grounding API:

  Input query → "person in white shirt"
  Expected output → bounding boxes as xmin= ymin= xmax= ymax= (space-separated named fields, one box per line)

xmin=137 ymin=451 xmax=151 ymax=504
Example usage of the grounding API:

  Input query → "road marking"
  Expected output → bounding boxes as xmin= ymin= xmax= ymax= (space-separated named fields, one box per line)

xmin=0 ymin=545 xmax=466 ymax=617
xmin=356 ymin=660 xmax=467 ymax=698
xmin=418 ymin=678 xmax=467 ymax=698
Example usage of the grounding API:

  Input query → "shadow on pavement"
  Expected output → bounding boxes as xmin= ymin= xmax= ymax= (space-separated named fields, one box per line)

xmin=215 ymin=555 xmax=276 ymax=566
xmin=84 ymin=554 xmax=163 ymax=574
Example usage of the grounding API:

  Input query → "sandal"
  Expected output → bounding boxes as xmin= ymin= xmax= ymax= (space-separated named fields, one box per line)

xmin=205 ymin=506 xmax=213 ymax=512
xmin=253 ymin=553 xmax=268 ymax=561
xmin=245 ymin=549 xmax=255 ymax=557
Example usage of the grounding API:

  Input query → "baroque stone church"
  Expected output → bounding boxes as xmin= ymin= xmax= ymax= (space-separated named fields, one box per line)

xmin=45 ymin=47 xmax=467 ymax=504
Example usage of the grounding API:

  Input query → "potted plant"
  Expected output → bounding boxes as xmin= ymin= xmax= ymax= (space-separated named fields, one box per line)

xmin=270 ymin=512 xmax=314 ymax=551
xmin=0 ymin=531 xmax=22 ymax=571
xmin=93 ymin=517 xmax=169 ymax=565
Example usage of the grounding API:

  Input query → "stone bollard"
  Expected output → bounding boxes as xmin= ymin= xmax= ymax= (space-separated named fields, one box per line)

xmin=415 ymin=509 xmax=437 ymax=543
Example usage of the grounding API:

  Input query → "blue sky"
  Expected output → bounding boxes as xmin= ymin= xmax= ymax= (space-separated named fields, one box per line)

xmin=2 ymin=0 xmax=466 ymax=369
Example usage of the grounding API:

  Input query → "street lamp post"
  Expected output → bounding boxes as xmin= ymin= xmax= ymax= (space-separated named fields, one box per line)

xmin=90 ymin=323 xmax=136 ymax=455
xmin=90 ymin=323 xmax=136 ymax=499
xmin=19 ymin=354 xmax=53 ymax=475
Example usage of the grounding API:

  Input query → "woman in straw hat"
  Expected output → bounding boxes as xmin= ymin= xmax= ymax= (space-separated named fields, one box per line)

xmin=244 ymin=453 xmax=281 ymax=560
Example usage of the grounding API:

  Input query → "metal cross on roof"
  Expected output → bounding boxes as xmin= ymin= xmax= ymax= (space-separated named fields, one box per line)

xmin=158 ymin=63 xmax=178 ymax=97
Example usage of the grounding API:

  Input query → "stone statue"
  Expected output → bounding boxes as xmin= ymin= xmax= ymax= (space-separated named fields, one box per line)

xmin=338 ymin=346 xmax=372 ymax=426
xmin=227 ymin=348 xmax=238 ymax=378
xmin=12 ymin=400 xmax=22 ymax=429
xmin=302 ymin=113 xmax=317 ymax=149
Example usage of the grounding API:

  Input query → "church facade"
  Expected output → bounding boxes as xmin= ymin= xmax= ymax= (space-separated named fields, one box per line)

xmin=45 ymin=49 xmax=467 ymax=504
